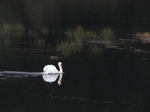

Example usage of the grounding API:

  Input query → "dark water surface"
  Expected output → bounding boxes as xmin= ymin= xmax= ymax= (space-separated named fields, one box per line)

xmin=0 ymin=49 xmax=150 ymax=112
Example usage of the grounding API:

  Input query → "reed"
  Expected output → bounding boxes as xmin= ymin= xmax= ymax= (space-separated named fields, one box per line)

xmin=28 ymin=28 xmax=45 ymax=48
xmin=0 ymin=23 xmax=25 ymax=48
xmin=41 ymin=26 xmax=49 ymax=36
xmin=11 ymin=24 xmax=25 ymax=36
xmin=135 ymin=32 xmax=150 ymax=43
xmin=85 ymin=31 xmax=98 ymax=42
xmin=100 ymin=28 xmax=115 ymax=46
xmin=31 ymin=36 xmax=45 ymax=48
xmin=57 ymin=26 xmax=100 ymax=56
xmin=57 ymin=26 xmax=85 ymax=56
xmin=0 ymin=23 xmax=25 ymax=37
xmin=0 ymin=23 xmax=49 ymax=48
xmin=1 ymin=23 xmax=12 ymax=35
xmin=57 ymin=42 xmax=77 ymax=57
xmin=57 ymin=39 xmax=83 ymax=57
xmin=135 ymin=32 xmax=150 ymax=38
xmin=57 ymin=26 xmax=115 ymax=57
xmin=65 ymin=26 xmax=85 ymax=43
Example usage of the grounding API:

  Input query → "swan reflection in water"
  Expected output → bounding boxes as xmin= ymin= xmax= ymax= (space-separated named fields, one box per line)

xmin=42 ymin=62 xmax=63 ymax=86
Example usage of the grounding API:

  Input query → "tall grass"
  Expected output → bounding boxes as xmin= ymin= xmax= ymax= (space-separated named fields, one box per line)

xmin=0 ymin=23 xmax=115 ymax=52
xmin=0 ymin=23 xmax=49 ymax=48
xmin=0 ymin=23 xmax=25 ymax=48
xmin=0 ymin=23 xmax=25 ymax=37
xmin=57 ymin=26 xmax=84 ymax=56
xmin=100 ymin=28 xmax=115 ymax=46
xmin=57 ymin=26 xmax=115 ymax=56
xmin=135 ymin=32 xmax=150 ymax=38
xmin=134 ymin=32 xmax=150 ymax=43
xmin=57 ymin=41 xmax=83 ymax=57
xmin=27 ymin=26 xmax=49 ymax=48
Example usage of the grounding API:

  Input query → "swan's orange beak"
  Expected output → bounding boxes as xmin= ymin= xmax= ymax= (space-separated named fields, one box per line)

xmin=61 ymin=63 xmax=63 ymax=66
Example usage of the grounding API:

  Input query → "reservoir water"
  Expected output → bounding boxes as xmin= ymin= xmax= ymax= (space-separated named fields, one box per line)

xmin=0 ymin=48 xmax=150 ymax=112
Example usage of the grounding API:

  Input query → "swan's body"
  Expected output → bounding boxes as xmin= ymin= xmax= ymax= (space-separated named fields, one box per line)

xmin=42 ymin=62 xmax=63 ymax=85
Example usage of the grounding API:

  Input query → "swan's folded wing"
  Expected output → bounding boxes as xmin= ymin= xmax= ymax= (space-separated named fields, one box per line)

xmin=43 ymin=65 xmax=58 ymax=73
xmin=42 ymin=74 xmax=59 ymax=83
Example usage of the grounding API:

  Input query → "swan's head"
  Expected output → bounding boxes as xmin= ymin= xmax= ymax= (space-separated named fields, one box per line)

xmin=58 ymin=62 xmax=63 ymax=66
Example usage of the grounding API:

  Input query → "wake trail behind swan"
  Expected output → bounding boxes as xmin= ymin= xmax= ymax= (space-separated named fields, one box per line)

xmin=0 ymin=71 xmax=44 ymax=79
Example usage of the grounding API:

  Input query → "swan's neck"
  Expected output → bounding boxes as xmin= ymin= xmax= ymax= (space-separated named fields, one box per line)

xmin=58 ymin=64 xmax=63 ymax=73
xmin=57 ymin=64 xmax=63 ymax=85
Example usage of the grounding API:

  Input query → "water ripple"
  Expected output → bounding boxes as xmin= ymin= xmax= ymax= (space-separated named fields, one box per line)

xmin=0 ymin=71 xmax=43 ymax=79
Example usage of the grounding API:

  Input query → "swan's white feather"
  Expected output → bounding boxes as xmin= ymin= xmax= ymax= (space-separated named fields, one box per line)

xmin=42 ymin=74 xmax=59 ymax=83
xmin=43 ymin=65 xmax=59 ymax=73
xmin=43 ymin=64 xmax=59 ymax=83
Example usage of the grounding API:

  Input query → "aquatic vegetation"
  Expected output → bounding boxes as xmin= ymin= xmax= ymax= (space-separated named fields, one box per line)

xmin=57 ymin=41 xmax=83 ymax=57
xmin=100 ymin=28 xmax=115 ymax=46
xmin=11 ymin=24 xmax=25 ymax=37
xmin=66 ymin=26 xmax=84 ymax=43
xmin=57 ymin=26 xmax=85 ymax=56
xmin=27 ymin=26 xmax=49 ymax=48
xmin=135 ymin=32 xmax=150 ymax=38
xmin=28 ymin=26 xmax=49 ymax=37
xmin=0 ymin=23 xmax=11 ymax=35
xmin=30 ymin=36 xmax=45 ymax=48
xmin=135 ymin=32 xmax=150 ymax=43
xmin=0 ymin=23 xmax=25 ymax=48
xmin=0 ymin=23 xmax=25 ymax=37
xmin=85 ymin=31 xmax=98 ymax=42
xmin=0 ymin=23 xmax=115 ymax=52
xmin=0 ymin=23 xmax=50 ymax=48
xmin=3 ymin=38 xmax=11 ymax=48
xmin=40 ymin=26 xmax=49 ymax=36
xmin=57 ymin=26 xmax=112 ymax=56
xmin=28 ymin=29 xmax=44 ymax=48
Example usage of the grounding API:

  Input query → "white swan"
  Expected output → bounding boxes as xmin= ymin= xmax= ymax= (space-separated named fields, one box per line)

xmin=42 ymin=62 xmax=63 ymax=85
